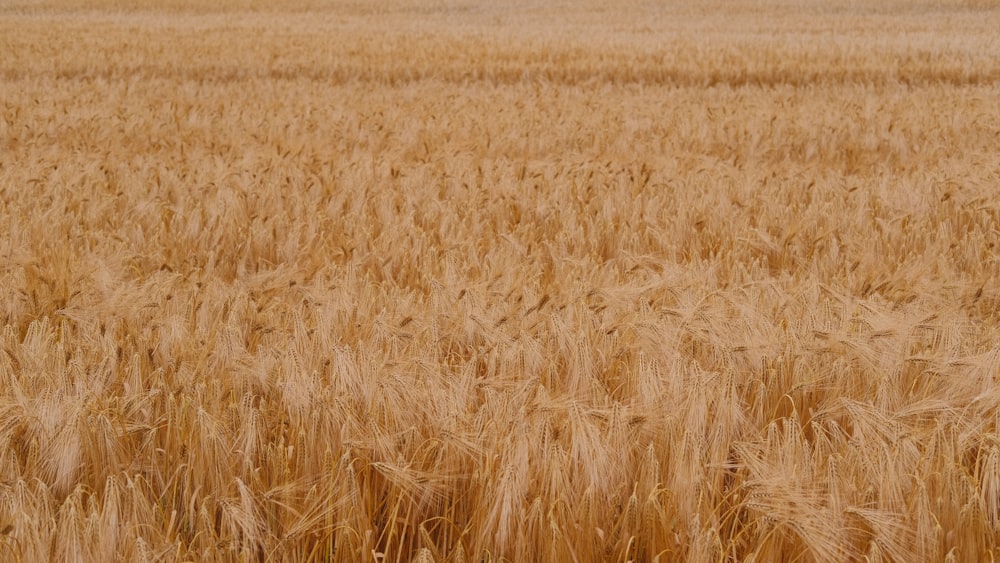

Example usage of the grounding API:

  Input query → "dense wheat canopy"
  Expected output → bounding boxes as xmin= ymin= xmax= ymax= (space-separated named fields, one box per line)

xmin=2 ymin=0 xmax=1000 ymax=561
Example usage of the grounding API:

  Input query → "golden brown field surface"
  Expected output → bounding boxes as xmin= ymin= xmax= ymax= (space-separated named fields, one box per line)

xmin=3 ymin=1 xmax=1000 ymax=561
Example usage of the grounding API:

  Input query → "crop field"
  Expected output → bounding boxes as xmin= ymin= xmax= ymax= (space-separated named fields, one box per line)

xmin=2 ymin=0 xmax=1000 ymax=561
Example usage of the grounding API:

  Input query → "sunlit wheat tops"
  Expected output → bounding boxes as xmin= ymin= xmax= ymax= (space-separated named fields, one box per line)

xmin=2 ymin=0 xmax=1000 ymax=561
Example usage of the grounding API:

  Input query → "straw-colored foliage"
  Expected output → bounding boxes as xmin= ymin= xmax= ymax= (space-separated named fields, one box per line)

xmin=3 ymin=0 xmax=1000 ymax=561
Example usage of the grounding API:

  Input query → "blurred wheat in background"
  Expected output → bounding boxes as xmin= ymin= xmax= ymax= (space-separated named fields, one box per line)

xmin=2 ymin=0 xmax=1000 ymax=561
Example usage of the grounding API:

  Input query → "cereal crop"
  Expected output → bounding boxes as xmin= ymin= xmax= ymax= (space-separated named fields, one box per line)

xmin=2 ymin=1 xmax=1000 ymax=561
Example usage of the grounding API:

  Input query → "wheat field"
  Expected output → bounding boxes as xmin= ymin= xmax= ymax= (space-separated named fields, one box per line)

xmin=2 ymin=0 xmax=1000 ymax=561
